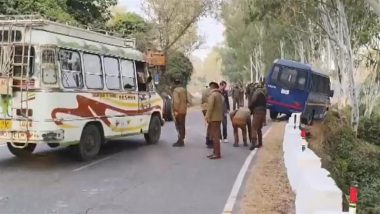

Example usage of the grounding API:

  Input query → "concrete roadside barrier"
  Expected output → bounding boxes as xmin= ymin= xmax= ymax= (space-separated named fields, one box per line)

xmin=283 ymin=113 xmax=344 ymax=214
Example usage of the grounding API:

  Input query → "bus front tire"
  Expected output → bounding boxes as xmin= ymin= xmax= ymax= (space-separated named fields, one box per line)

xmin=76 ymin=124 xmax=102 ymax=161
xmin=144 ymin=115 xmax=162 ymax=144
xmin=7 ymin=143 xmax=36 ymax=157
xmin=270 ymin=110 xmax=278 ymax=120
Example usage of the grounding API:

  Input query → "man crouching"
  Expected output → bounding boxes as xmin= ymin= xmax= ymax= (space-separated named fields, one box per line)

xmin=229 ymin=107 xmax=252 ymax=147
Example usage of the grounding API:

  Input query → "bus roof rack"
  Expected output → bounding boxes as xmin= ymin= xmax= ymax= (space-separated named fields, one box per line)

xmin=0 ymin=15 xmax=136 ymax=49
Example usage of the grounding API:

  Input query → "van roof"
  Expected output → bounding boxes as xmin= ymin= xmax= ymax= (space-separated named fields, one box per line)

xmin=274 ymin=59 xmax=330 ymax=78
xmin=274 ymin=59 xmax=312 ymax=70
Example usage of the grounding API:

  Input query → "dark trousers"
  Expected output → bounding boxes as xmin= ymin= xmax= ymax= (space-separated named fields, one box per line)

xmin=251 ymin=111 xmax=266 ymax=145
xmin=208 ymin=121 xmax=221 ymax=156
xmin=202 ymin=110 xmax=212 ymax=146
xmin=232 ymin=99 xmax=239 ymax=110
xmin=220 ymin=114 xmax=227 ymax=139
xmin=175 ymin=113 xmax=186 ymax=142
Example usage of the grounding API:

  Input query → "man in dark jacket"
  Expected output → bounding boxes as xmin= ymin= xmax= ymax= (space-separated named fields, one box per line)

xmin=248 ymin=83 xmax=267 ymax=150
xmin=219 ymin=81 xmax=230 ymax=143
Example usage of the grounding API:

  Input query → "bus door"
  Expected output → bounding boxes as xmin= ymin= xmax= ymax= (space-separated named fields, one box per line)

xmin=136 ymin=61 xmax=151 ymax=131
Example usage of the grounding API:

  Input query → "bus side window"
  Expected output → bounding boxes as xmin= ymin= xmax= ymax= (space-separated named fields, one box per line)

xmin=42 ymin=49 xmax=57 ymax=84
xmin=120 ymin=59 xmax=136 ymax=90
xmin=271 ymin=65 xmax=280 ymax=83
xmin=59 ymin=49 xmax=83 ymax=88
xmin=83 ymin=53 xmax=103 ymax=90
xmin=104 ymin=57 xmax=120 ymax=90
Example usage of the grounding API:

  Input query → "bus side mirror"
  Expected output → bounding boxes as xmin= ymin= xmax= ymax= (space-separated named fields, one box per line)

xmin=329 ymin=90 xmax=334 ymax=97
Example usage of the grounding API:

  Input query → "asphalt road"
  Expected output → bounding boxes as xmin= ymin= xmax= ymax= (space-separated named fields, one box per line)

xmin=0 ymin=111 xmax=270 ymax=214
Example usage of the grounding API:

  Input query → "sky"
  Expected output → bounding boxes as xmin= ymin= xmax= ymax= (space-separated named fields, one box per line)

xmin=119 ymin=0 xmax=225 ymax=60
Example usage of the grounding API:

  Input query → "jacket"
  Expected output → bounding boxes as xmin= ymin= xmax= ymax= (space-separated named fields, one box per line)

xmin=249 ymin=88 xmax=267 ymax=113
xmin=201 ymin=87 xmax=211 ymax=111
xmin=206 ymin=89 xmax=224 ymax=122
xmin=230 ymin=107 xmax=252 ymax=130
xmin=173 ymin=86 xmax=190 ymax=114
xmin=231 ymin=87 xmax=240 ymax=100
xmin=221 ymin=89 xmax=230 ymax=113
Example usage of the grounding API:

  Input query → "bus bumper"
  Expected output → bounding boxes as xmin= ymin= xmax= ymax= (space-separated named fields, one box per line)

xmin=0 ymin=129 xmax=64 ymax=144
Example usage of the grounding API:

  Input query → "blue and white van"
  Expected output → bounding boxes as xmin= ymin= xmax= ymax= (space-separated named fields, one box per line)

xmin=265 ymin=59 xmax=334 ymax=124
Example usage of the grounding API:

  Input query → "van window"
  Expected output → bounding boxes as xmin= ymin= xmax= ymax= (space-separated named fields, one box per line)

xmin=311 ymin=74 xmax=330 ymax=94
xmin=59 ymin=49 xmax=83 ymax=88
xmin=83 ymin=53 xmax=103 ymax=89
xmin=120 ymin=60 xmax=136 ymax=90
xmin=277 ymin=66 xmax=307 ymax=90
xmin=271 ymin=65 xmax=280 ymax=83
xmin=104 ymin=57 xmax=120 ymax=90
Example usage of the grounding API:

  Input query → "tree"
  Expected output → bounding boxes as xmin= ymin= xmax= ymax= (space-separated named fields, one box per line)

xmin=143 ymin=0 xmax=217 ymax=54
xmin=65 ymin=0 xmax=117 ymax=27
xmin=166 ymin=51 xmax=194 ymax=81
xmin=107 ymin=10 xmax=154 ymax=51
xmin=0 ymin=0 xmax=117 ymax=27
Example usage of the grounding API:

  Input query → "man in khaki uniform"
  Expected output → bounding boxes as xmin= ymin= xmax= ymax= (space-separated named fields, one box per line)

xmin=205 ymin=82 xmax=224 ymax=159
xmin=229 ymin=107 xmax=252 ymax=147
xmin=248 ymin=83 xmax=267 ymax=150
xmin=201 ymin=85 xmax=212 ymax=148
xmin=172 ymin=78 xmax=190 ymax=147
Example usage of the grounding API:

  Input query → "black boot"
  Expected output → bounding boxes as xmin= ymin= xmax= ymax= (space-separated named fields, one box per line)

xmin=173 ymin=140 xmax=185 ymax=147
xmin=250 ymin=140 xmax=257 ymax=150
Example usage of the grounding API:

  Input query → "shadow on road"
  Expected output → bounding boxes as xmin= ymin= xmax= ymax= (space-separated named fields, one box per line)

xmin=0 ymin=138 xmax=159 ymax=170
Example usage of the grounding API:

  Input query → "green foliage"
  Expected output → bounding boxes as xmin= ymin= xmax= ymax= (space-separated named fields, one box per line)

xmin=65 ymin=0 xmax=117 ymax=27
xmin=358 ymin=116 xmax=380 ymax=146
xmin=107 ymin=11 xmax=154 ymax=51
xmin=0 ymin=0 xmax=117 ymax=27
xmin=321 ymin=111 xmax=380 ymax=213
xmin=166 ymin=51 xmax=194 ymax=84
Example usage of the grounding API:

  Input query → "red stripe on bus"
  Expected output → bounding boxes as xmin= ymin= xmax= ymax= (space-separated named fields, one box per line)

xmin=267 ymin=99 xmax=303 ymax=111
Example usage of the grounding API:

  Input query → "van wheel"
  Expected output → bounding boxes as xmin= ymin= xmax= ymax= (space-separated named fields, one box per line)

xmin=270 ymin=110 xmax=278 ymax=120
xmin=76 ymin=124 xmax=102 ymax=161
xmin=144 ymin=115 xmax=162 ymax=144
xmin=7 ymin=143 xmax=36 ymax=157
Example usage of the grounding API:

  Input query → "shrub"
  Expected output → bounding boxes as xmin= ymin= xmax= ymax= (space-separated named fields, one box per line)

xmin=320 ymin=111 xmax=380 ymax=213
xmin=358 ymin=116 xmax=380 ymax=146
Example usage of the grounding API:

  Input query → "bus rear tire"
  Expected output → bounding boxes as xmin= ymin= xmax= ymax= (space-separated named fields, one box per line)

xmin=7 ymin=143 xmax=36 ymax=158
xmin=144 ymin=115 xmax=162 ymax=144
xmin=270 ymin=110 xmax=278 ymax=120
xmin=76 ymin=124 xmax=102 ymax=161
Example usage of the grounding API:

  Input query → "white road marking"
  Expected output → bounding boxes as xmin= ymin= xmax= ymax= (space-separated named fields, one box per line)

xmin=0 ymin=143 xmax=6 ymax=147
xmin=222 ymin=126 xmax=273 ymax=214
xmin=72 ymin=156 xmax=113 ymax=172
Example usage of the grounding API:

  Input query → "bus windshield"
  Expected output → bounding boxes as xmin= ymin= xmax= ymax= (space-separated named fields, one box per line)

xmin=271 ymin=65 xmax=307 ymax=90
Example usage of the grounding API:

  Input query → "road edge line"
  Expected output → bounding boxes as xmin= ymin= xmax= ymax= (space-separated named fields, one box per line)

xmin=222 ymin=126 xmax=273 ymax=214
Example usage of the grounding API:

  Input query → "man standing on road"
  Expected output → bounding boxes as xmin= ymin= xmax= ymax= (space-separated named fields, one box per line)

xmin=231 ymin=85 xmax=240 ymax=110
xmin=172 ymin=78 xmax=190 ymax=147
xmin=205 ymin=82 xmax=224 ymax=159
xmin=229 ymin=107 xmax=252 ymax=147
xmin=219 ymin=81 xmax=230 ymax=143
xmin=248 ymin=83 xmax=267 ymax=150
xmin=201 ymin=85 xmax=212 ymax=148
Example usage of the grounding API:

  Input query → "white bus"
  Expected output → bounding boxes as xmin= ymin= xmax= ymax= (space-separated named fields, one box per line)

xmin=0 ymin=15 xmax=164 ymax=161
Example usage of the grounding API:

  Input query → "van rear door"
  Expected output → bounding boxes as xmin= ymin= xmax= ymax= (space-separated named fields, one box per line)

xmin=267 ymin=65 xmax=309 ymax=114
